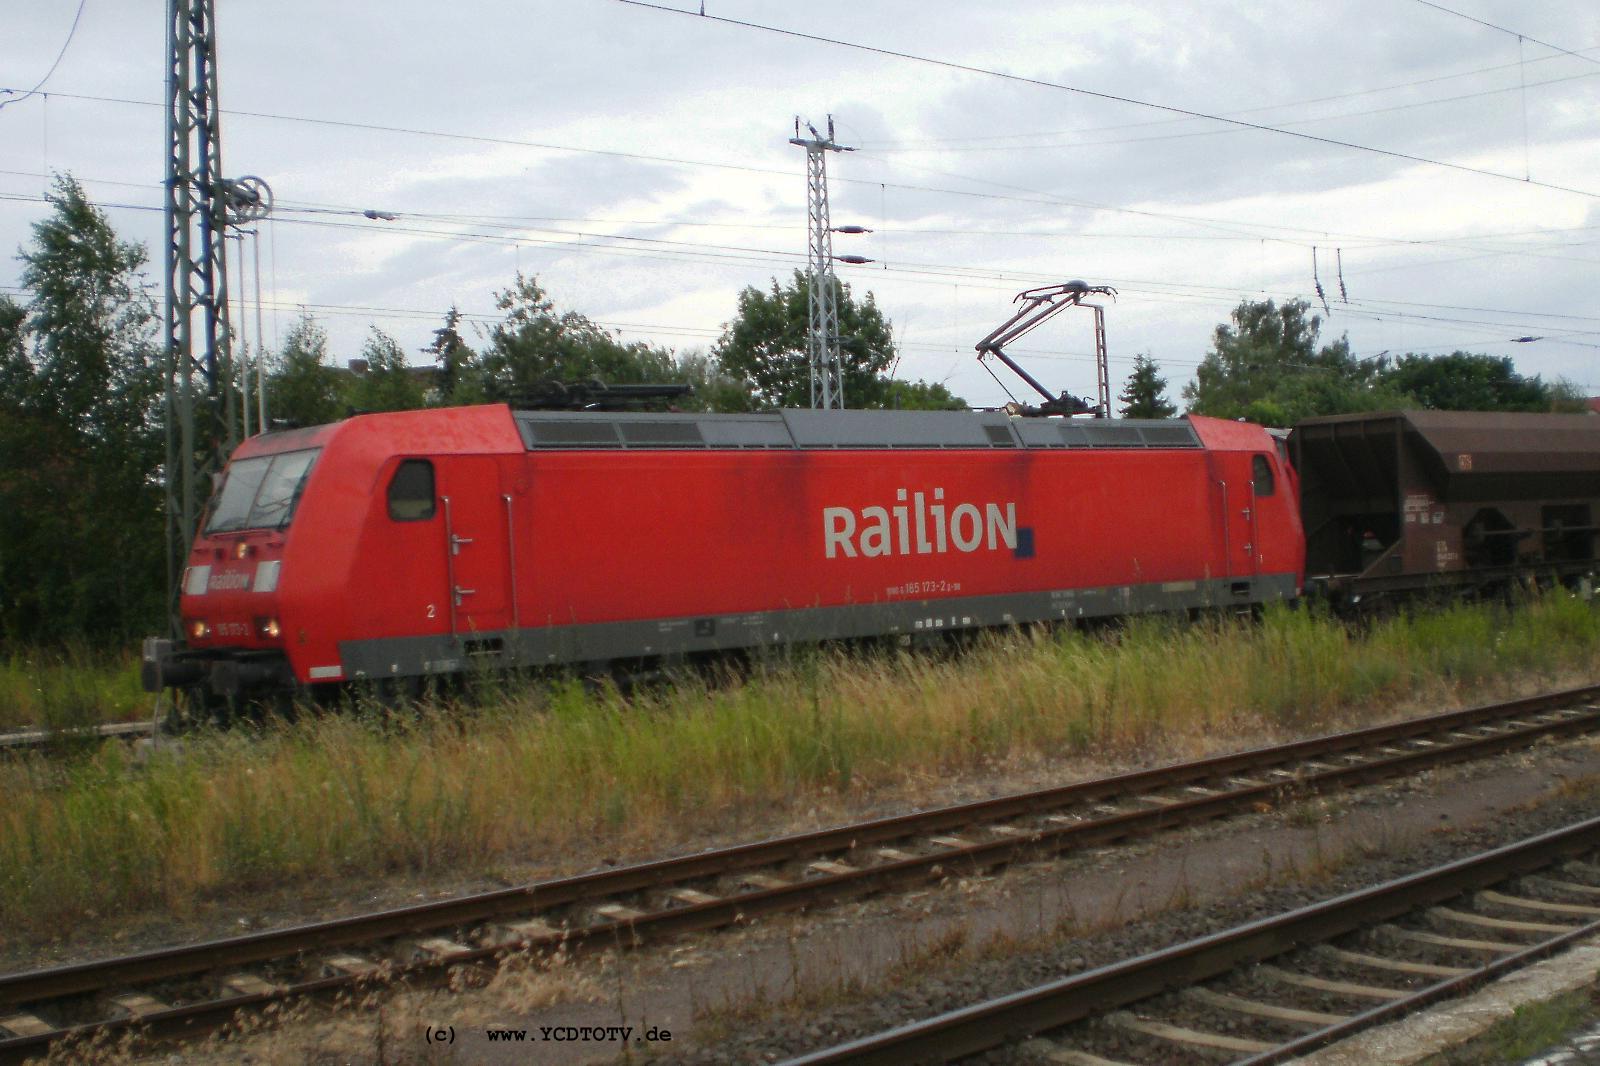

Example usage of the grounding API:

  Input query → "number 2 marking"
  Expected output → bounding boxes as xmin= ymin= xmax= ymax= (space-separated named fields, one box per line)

xmin=426 ymin=604 xmax=436 ymax=619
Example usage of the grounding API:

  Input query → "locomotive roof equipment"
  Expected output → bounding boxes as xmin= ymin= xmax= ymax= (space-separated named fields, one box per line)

xmin=975 ymin=281 xmax=1118 ymax=419
xmin=510 ymin=378 xmax=694 ymax=411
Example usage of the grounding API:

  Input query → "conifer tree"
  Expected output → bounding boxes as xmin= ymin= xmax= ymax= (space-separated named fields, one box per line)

xmin=425 ymin=305 xmax=480 ymax=405
xmin=1117 ymin=353 xmax=1177 ymax=419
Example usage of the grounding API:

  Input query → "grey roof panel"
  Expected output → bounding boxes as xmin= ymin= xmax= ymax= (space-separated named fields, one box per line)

xmin=1139 ymin=424 xmax=1201 ymax=447
xmin=780 ymin=409 xmax=1000 ymax=448
xmin=617 ymin=420 xmax=705 ymax=446
xmin=515 ymin=409 xmax=1198 ymax=451
xmin=697 ymin=417 xmax=794 ymax=448
xmin=1014 ymin=421 xmax=1068 ymax=448
xmin=518 ymin=418 xmax=621 ymax=447
xmin=1082 ymin=423 xmax=1148 ymax=447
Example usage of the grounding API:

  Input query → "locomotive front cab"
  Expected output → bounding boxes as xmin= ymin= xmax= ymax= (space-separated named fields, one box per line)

xmin=1251 ymin=445 xmax=1305 ymax=597
xmin=143 ymin=440 xmax=324 ymax=701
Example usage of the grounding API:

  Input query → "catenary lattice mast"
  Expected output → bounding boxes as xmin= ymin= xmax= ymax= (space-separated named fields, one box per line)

xmin=164 ymin=0 xmax=234 ymax=630
xmin=790 ymin=117 xmax=853 ymax=410
xmin=164 ymin=0 xmax=272 ymax=630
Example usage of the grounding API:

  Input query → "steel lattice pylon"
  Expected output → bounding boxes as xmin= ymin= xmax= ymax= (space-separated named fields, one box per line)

xmin=790 ymin=119 xmax=852 ymax=410
xmin=163 ymin=0 xmax=243 ymax=631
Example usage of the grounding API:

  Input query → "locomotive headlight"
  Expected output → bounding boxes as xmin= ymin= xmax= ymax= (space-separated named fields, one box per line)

xmin=255 ymin=616 xmax=281 ymax=640
xmin=234 ymin=541 xmax=250 ymax=560
xmin=189 ymin=619 xmax=210 ymax=641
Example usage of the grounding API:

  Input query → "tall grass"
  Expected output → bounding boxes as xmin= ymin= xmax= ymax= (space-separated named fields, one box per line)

xmin=0 ymin=647 xmax=147 ymax=732
xmin=4 ymin=596 xmax=1600 ymax=938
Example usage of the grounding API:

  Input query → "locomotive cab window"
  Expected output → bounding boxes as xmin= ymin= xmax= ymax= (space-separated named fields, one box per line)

xmin=1252 ymin=454 xmax=1276 ymax=497
xmin=387 ymin=459 xmax=436 ymax=521
xmin=205 ymin=448 xmax=321 ymax=533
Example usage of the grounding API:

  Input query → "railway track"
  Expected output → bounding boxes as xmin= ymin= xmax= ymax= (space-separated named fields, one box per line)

xmin=0 ymin=719 xmax=155 ymax=754
xmin=3 ymin=682 xmax=1600 ymax=1062
xmin=782 ymin=813 xmax=1600 ymax=1065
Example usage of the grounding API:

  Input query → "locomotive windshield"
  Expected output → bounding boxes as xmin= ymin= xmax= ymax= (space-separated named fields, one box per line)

xmin=204 ymin=448 xmax=321 ymax=533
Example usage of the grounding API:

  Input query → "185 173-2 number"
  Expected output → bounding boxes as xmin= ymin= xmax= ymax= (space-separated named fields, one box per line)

xmin=885 ymin=577 xmax=963 ymax=598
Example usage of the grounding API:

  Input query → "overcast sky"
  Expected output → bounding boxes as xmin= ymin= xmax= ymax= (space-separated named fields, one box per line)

xmin=2 ymin=0 xmax=1598 ymax=409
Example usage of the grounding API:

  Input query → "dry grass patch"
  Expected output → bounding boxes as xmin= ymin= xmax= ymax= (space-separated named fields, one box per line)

xmin=4 ymin=597 xmax=1600 ymax=940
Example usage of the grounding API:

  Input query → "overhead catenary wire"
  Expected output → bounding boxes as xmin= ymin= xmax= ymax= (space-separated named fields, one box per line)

xmin=3 ymin=186 xmax=1598 ymax=352
xmin=8 ymin=167 xmax=1600 ymax=341
xmin=855 ymin=41 xmax=1600 ymax=149
xmin=6 ymin=13 xmax=1592 ymax=237
xmin=0 ymin=0 xmax=89 ymax=112
xmin=1 ymin=7 xmax=1593 ymax=404
xmin=609 ymin=0 xmax=1600 ymax=202
xmin=8 ymin=166 xmax=1600 ymax=313
xmin=3 ymin=90 xmax=1595 ymax=376
xmin=12 ymin=163 xmax=1597 ymax=260
xmin=7 ymin=272 xmax=1596 ymax=369
xmin=857 ymin=67 xmax=1600 ymax=154
xmin=2 ymin=86 xmax=1595 ymax=260
xmin=1409 ymin=0 xmax=1600 ymax=68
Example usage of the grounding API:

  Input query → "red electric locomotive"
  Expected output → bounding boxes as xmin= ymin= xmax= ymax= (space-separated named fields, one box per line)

xmin=142 ymin=405 xmax=1304 ymax=701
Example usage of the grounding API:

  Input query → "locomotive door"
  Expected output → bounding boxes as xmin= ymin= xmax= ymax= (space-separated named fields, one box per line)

xmin=438 ymin=458 xmax=514 ymax=641
xmin=1212 ymin=453 xmax=1260 ymax=584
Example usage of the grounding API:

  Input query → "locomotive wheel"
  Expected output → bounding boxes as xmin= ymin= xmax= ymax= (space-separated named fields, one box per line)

xmin=159 ymin=684 xmax=230 ymax=733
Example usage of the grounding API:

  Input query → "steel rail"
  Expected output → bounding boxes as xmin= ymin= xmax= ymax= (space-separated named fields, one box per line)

xmin=780 ymin=814 xmax=1600 ymax=1064
xmin=5 ymin=682 xmax=1595 ymax=1004
xmin=2 ymin=683 xmax=1599 ymax=1061
xmin=1235 ymin=915 xmax=1600 ymax=1065
xmin=0 ymin=720 xmax=154 ymax=753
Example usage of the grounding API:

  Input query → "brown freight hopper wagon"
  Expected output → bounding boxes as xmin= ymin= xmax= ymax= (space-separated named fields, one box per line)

xmin=1289 ymin=410 xmax=1600 ymax=607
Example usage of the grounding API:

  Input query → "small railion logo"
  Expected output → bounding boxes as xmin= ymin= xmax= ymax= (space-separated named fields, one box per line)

xmin=823 ymin=489 xmax=1018 ymax=559
xmin=207 ymin=570 xmax=251 ymax=591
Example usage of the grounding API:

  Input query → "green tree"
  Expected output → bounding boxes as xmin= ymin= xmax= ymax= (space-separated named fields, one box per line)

xmin=348 ymin=328 xmax=427 ymax=413
xmin=424 ymin=305 xmax=482 ymax=406
xmin=1548 ymin=378 xmax=1589 ymax=413
xmin=266 ymin=314 xmax=346 ymax=427
xmin=673 ymin=350 xmax=753 ymax=413
xmin=881 ymin=378 xmax=965 ymax=411
xmin=713 ymin=271 xmax=961 ymax=410
xmin=0 ymin=175 xmax=163 ymax=642
xmin=1373 ymin=351 xmax=1580 ymax=412
xmin=478 ymin=274 xmax=680 ymax=401
xmin=1117 ymin=353 xmax=1177 ymax=418
xmin=1185 ymin=298 xmax=1406 ymax=426
xmin=0 ymin=294 xmax=36 ymax=639
xmin=0 ymin=295 xmax=27 ymax=399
